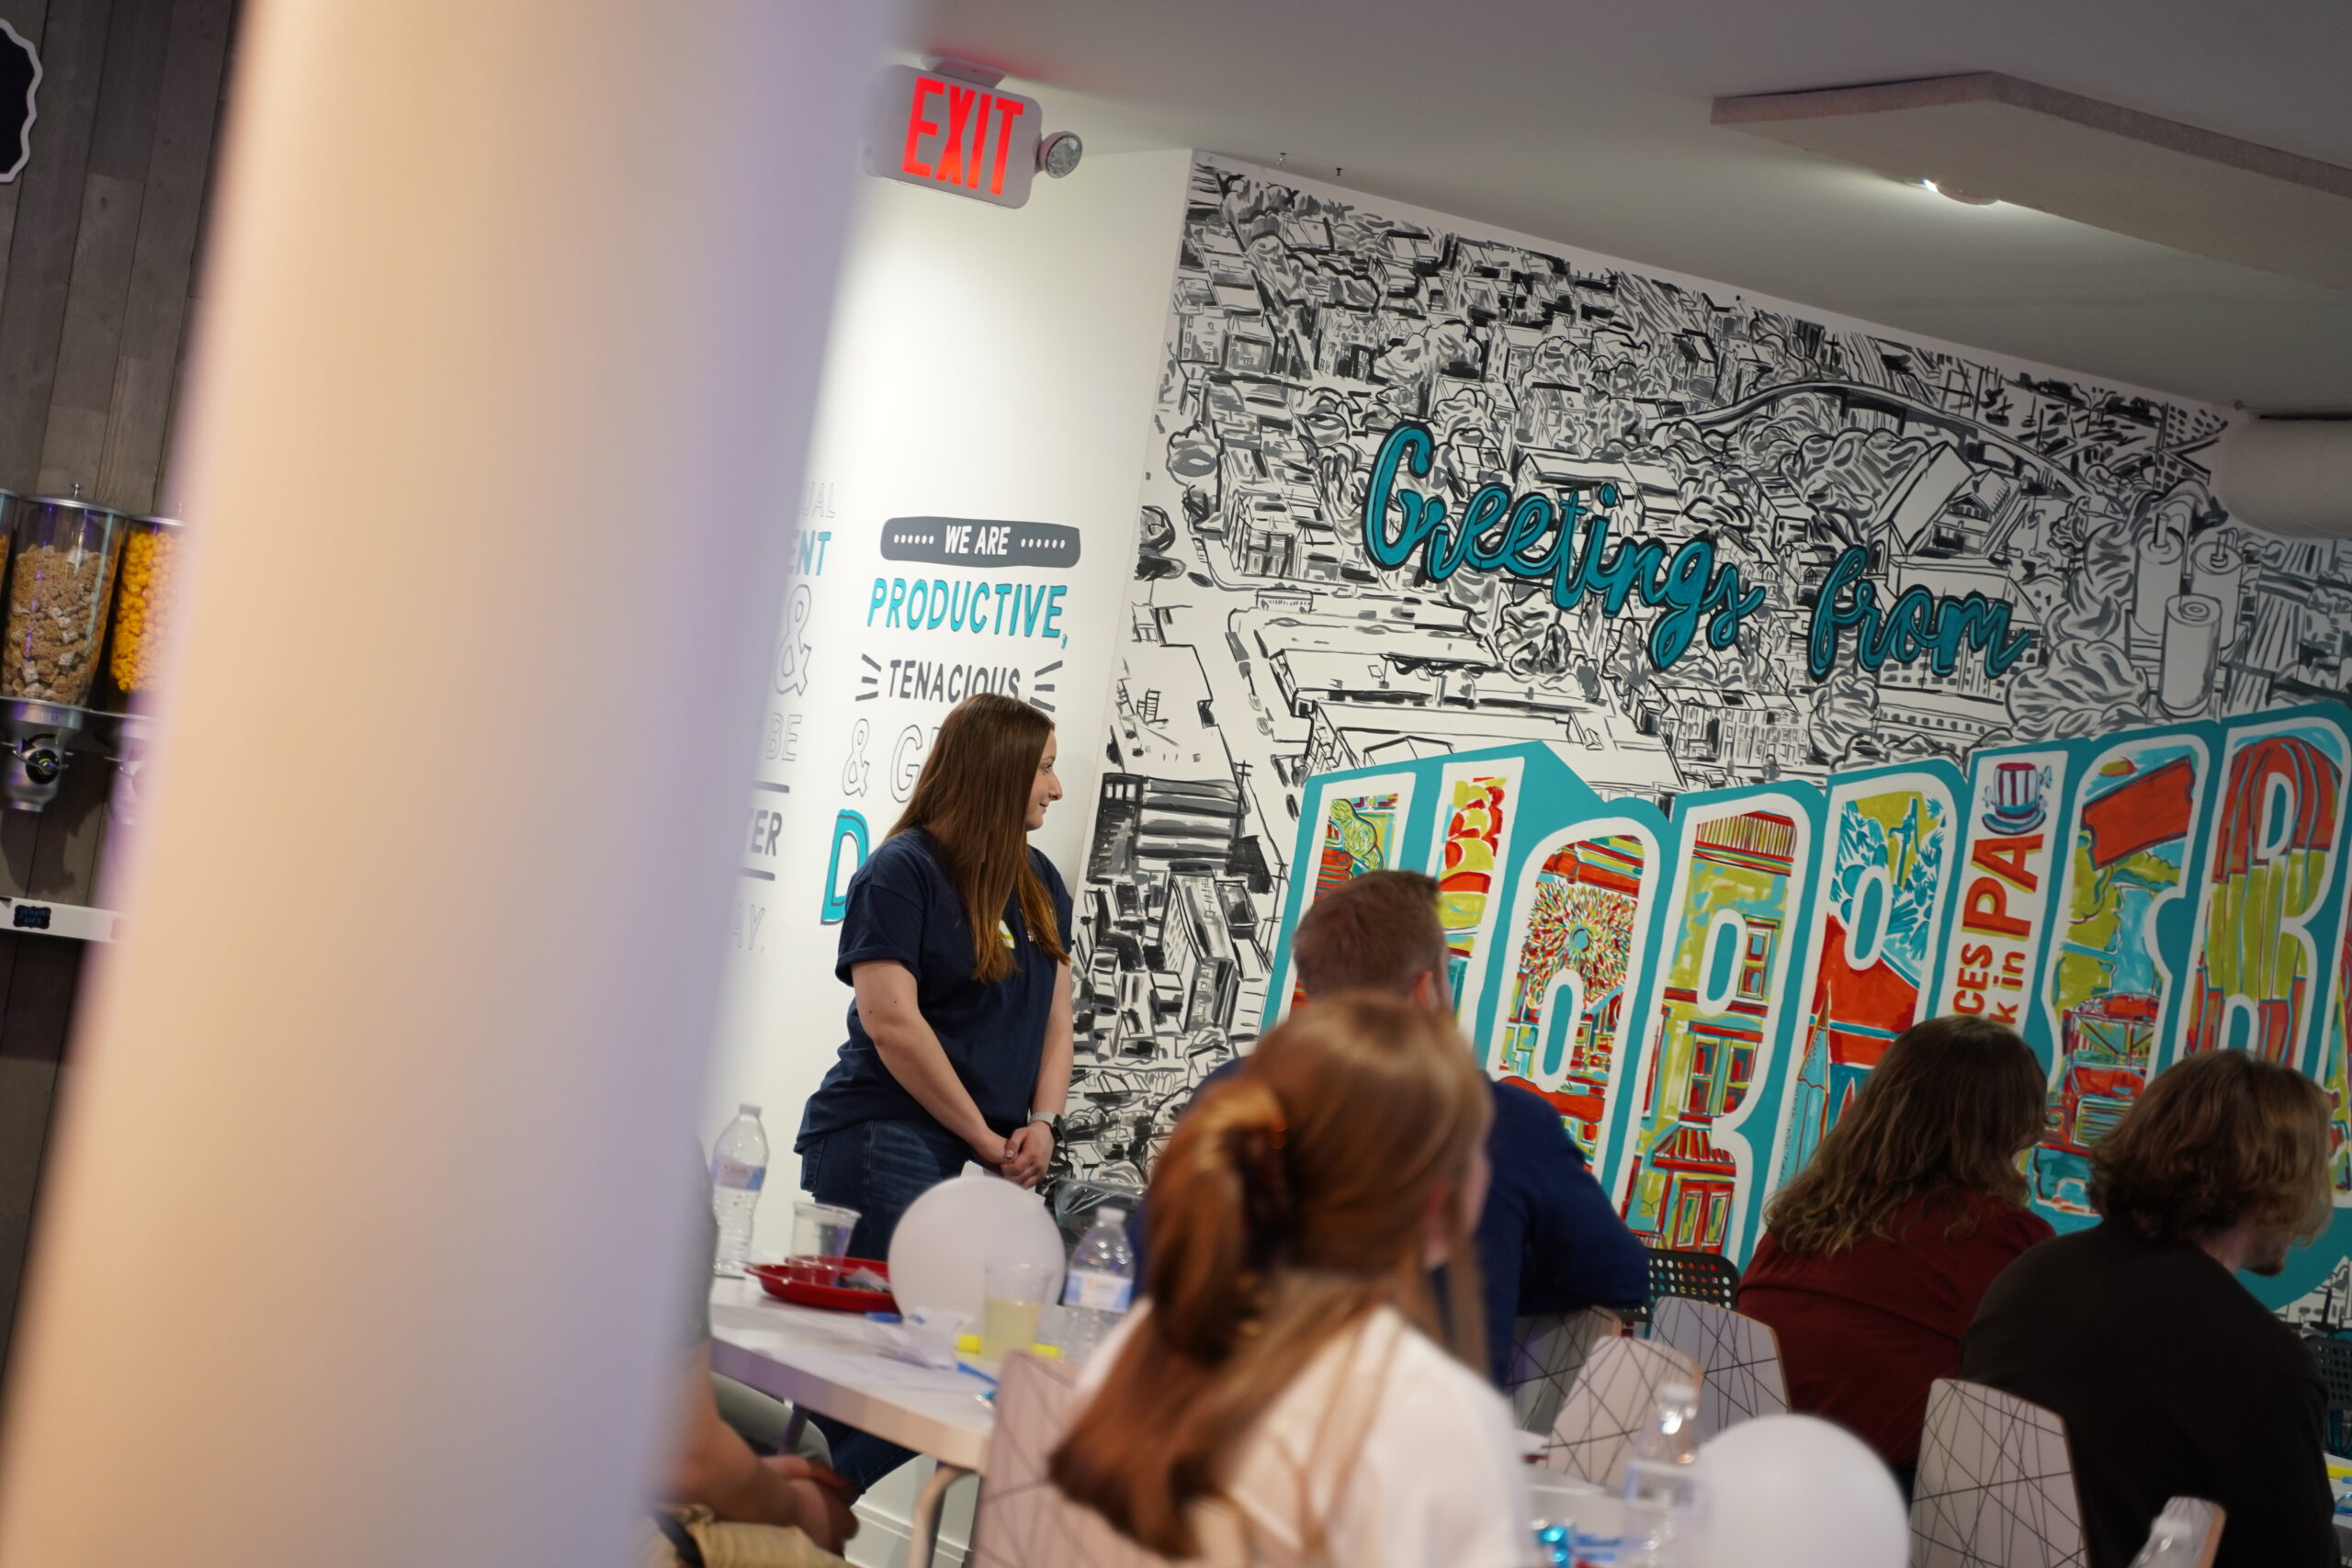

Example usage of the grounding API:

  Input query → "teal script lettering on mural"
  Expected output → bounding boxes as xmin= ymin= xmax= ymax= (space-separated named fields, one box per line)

xmin=1363 ymin=423 xmax=1766 ymax=669
xmin=1806 ymin=546 xmax=2035 ymax=682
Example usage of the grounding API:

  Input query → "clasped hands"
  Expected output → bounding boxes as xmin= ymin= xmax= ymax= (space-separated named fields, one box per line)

xmin=972 ymin=1120 xmax=1054 ymax=1188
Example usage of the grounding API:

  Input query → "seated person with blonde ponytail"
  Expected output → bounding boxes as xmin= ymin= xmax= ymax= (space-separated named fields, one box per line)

xmin=1052 ymin=994 xmax=1536 ymax=1567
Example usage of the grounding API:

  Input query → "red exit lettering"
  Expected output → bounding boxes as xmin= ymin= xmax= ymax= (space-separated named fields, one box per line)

xmin=869 ymin=65 xmax=1041 ymax=209
xmin=901 ymin=74 xmax=944 ymax=177
xmin=902 ymin=79 xmax=1025 ymax=194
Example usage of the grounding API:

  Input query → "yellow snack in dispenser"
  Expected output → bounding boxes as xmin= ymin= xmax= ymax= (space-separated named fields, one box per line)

xmin=109 ymin=523 xmax=181 ymax=693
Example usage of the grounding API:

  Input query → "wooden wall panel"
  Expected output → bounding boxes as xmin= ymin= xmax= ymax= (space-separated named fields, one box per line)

xmin=0 ymin=0 xmax=235 ymax=1382
xmin=0 ymin=0 xmax=113 ymax=494
xmin=38 ymin=0 xmax=164 ymax=496
xmin=99 ymin=0 xmax=223 ymax=510
xmin=0 ymin=1 xmax=56 ymax=324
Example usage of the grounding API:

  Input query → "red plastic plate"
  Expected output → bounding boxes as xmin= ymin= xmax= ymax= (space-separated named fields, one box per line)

xmin=747 ymin=1257 xmax=899 ymax=1314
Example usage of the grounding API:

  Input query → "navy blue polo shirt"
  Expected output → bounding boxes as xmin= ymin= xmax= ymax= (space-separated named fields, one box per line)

xmin=1140 ymin=1062 xmax=1650 ymax=1385
xmin=795 ymin=829 xmax=1072 ymax=1151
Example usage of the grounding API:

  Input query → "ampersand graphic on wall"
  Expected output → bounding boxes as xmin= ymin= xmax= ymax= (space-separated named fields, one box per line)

xmin=841 ymin=717 xmax=871 ymax=797
xmin=775 ymin=582 xmax=813 ymax=697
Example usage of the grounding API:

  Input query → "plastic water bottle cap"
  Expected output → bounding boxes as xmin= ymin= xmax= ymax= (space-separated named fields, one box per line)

xmin=739 ymin=1102 xmax=762 ymax=1116
xmin=1098 ymin=1206 xmax=1127 ymax=1223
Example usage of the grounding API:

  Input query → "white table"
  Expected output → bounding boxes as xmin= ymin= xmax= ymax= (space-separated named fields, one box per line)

xmin=709 ymin=1278 xmax=995 ymax=1567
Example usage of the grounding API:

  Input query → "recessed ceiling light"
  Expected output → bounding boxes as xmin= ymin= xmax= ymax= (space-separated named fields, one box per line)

xmin=1722 ymin=73 xmax=2352 ymax=285
xmin=1918 ymin=178 xmax=1998 ymax=207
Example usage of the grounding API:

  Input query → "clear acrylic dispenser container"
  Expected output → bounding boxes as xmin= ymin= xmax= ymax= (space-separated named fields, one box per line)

xmin=0 ymin=495 xmax=129 ymax=808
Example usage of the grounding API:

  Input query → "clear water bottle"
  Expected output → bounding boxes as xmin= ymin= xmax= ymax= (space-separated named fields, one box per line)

xmin=710 ymin=1103 xmax=769 ymax=1278
xmin=2126 ymin=1499 xmax=2216 ymax=1567
xmin=1057 ymin=1206 xmax=1136 ymax=1367
xmin=1619 ymin=1380 xmax=1703 ymax=1567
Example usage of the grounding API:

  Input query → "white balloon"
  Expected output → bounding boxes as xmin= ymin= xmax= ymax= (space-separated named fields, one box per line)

xmin=886 ymin=1166 xmax=1066 ymax=1325
xmin=1693 ymin=1414 xmax=1907 ymax=1568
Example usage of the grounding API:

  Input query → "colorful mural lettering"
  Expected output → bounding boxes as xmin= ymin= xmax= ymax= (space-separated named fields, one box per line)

xmin=2030 ymin=730 xmax=2208 ymax=1216
xmin=1317 ymin=793 xmax=1400 ymax=887
xmin=1494 ymin=823 xmax=1657 ymax=1158
xmin=1619 ymin=796 xmax=1812 ymax=1258
xmin=2325 ymin=920 xmax=2352 ymax=1199
xmin=1430 ymin=760 xmax=1521 ymax=1030
xmin=2179 ymin=716 xmax=2349 ymax=1068
xmin=1261 ymin=705 xmax=2352 ymax=1314
xmin=1932 ymin=748 xmax=2071 ymax=1032
xmin=1272 ymin=775 xmax=1412 ymax=1020
xmin=1771 ymin=769 xmax=1958 ymax=1189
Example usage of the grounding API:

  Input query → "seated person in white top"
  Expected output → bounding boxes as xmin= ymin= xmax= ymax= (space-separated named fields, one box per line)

xmin=1053 ymin=992 xmax=1536 ymax=1568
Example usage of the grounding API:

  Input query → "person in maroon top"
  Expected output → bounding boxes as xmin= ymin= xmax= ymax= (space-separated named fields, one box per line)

xmin=1739 ymin=1015 xmax=2051 ymax=1493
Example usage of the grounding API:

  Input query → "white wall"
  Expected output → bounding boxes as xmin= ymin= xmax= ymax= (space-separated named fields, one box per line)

xmin=0 ymin=4 xmax=888 ymax=1566
xmin=703 ymin=147 xmax=1192 ymax=1242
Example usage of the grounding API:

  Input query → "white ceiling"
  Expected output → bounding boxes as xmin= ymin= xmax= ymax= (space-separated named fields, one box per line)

xmin=910 ymin=0 xmax=2352 ymax=411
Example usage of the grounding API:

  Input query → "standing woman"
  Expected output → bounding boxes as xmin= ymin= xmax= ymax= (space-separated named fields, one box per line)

xmin=795 ymin=691 xmax=1073 ymax=1263
xmin=1737 ymin=1014 xmax=2052 ymax=1495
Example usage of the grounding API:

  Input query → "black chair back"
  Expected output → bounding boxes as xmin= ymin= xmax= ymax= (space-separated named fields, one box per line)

xmin=2304 ymin=1332 xmax=2352 ymax=1453
xmin=1630 ymin=1246 xmax=1739 ymax=1325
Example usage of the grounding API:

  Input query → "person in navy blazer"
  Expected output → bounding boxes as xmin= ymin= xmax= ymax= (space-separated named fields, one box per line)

xmin=1141 ymin=869 xmax=1649 ymax=1382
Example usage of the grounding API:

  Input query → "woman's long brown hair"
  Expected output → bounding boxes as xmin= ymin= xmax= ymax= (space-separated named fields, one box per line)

xmin=1050 ymin=993 xmax=1489 ymax=1556
xmin=1765 ymin=1013 xmax=2046 ymax=1256
xmin=891 ymin=692 xmax=1067 ymax=983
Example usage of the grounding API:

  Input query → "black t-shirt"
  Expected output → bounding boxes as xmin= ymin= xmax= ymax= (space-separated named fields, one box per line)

xmin=1961 ymin=1220 xmax=2335 ymax=1568
xmin=795 ymin=829 xmax=1071 ymax=1150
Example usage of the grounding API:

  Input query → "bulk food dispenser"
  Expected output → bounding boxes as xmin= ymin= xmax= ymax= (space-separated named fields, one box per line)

xmin=92 ymin=511 xmax=184 ymax=818
xmin=0 ymin=494 xmax=129 ymax=809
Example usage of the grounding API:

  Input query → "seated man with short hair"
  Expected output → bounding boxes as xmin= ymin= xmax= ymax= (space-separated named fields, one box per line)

xmin=1148 ymin=869 xmax=1649 ymax=1383
xmin=1962 ymin=1050 xmax=2337 ymax=1568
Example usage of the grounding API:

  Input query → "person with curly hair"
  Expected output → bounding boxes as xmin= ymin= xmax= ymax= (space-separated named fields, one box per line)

xmin=1963 ymin=1049 xmax=2337 ymax=1568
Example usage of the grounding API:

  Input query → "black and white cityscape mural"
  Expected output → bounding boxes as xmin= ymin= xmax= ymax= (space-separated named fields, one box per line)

xmin=1054 ymin=154 xmax=2352 ymax=1189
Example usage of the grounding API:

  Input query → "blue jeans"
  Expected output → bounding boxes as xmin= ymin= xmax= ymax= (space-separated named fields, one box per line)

xmin=797 ymin=1118 xmax=975 ymax=1491
xmin=800 ymin=1117 xmax=974 ymax=1260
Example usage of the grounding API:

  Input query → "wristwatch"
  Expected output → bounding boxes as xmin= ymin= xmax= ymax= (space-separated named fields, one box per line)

xmin=1028 ymin=1111 xmax=1064 ymax=1135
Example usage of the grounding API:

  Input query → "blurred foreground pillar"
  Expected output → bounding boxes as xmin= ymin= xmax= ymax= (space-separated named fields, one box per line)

xmin=0 ymin=2 xmax=886 ymax=1563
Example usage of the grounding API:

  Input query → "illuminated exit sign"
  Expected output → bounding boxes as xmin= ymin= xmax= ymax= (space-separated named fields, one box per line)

xmin=865 ymin=63 xmax=1041 ymax=209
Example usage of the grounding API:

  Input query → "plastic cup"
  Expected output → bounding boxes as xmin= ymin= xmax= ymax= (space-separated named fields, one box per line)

xmin=791 ymin=1201 xmax=860 ymax=1264
xmin=980 ymin=1258 xmax=1056 ymax=1362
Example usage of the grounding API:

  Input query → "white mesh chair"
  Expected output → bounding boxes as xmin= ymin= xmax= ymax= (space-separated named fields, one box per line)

xmin=1645 ymin=1295 xmax=1789 ymax=1442
xmin=1540 ymin=1335 xmax=1702 ymax=1492
xmin=1506 ymin=1306 xmax=1623 ymax=1436
xmin=1909 ymin=1378 xmax=2086 ymax=1568
xmin=967 ymin=1351 xmax=1177 ymax=1568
